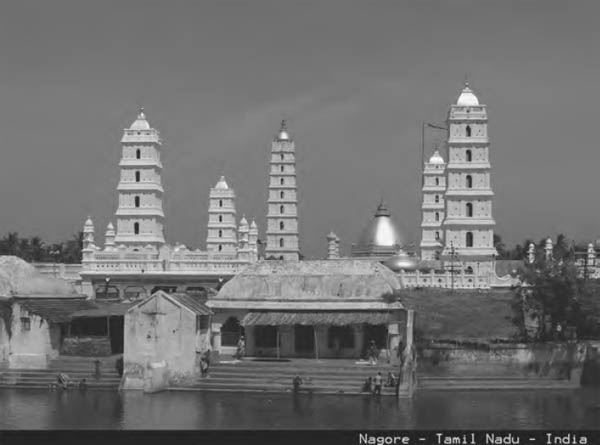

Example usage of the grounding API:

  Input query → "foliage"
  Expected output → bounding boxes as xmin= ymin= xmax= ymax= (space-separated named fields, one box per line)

xmin=0 ymin=232 xmax=83 ymax=264
xmin=511 ymin=234 xmax=600 ymax=341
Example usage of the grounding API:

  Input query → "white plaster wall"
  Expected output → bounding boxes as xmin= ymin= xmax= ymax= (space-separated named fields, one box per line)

xmin=8 ymin=304 xmax=59 ymax=369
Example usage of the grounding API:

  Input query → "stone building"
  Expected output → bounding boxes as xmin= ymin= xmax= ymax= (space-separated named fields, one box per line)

xmin=206 ymin=259 xmax=409 ymax=362
xmin=123 ymin=290 xmax=212 ymax=389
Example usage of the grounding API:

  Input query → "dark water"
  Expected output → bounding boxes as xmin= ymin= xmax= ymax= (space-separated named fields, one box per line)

xmin=1 ymin=388 xmax=599 ymax=430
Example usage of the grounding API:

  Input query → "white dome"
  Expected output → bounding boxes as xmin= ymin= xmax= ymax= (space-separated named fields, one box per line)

xmin=456 ymin=82 xmax=479 ymax=106
xmin=129 ymin=108 xmax=151 ymax=130
xmin=428 ymin=150 xmax=445 ymax=165
xmin=214 ymin=176 xmax=229 ymax=190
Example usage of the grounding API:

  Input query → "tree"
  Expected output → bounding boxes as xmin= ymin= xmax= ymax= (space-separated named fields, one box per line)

xmin=494 ymin=234 xmax=508 ymax=259
xmin=512 ymin=234 xmax=600 ymax=341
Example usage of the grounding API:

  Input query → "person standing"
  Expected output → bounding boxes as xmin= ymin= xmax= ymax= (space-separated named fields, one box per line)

xmin=373 ymin=372 xmax=383 ymax=395
xmin=236 ymin=336 xmax=246 ymax=360
xmin=368 ymin=340 xmax=378 ymax=365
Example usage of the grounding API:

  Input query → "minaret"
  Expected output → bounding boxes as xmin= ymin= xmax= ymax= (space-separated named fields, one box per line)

xmin=545 ymin=237 xmax=553 ymax=260
xmin=265 ymin=120 xmax=300 ymax=261
xmin=527 ymin=243 xmax=535 ymax=264
xmin=237 ymin=216 xmax=250 ymax=262
xmin=327 ymin=231 xmax=340 ymax=260
xmin=114 ymin=108 xmax=165 ymax=247
xmin=249 ymin=219 xmax=259 ymax=261
xmin=83 ymin=217 xmax=95 ymax=250
xmin=441 ymin=82 xmax=497 ymax=274
xmin=206 ymin=176 xmax=238 ymax=254
xmin=420 ymin=148 xmax=446 ymax=261
xmin=105 ymin=222 xmax=116 ymax=251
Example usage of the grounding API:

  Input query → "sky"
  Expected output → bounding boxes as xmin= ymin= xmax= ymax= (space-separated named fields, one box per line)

xmin=1 ymin=0 xmax=600 ymax=259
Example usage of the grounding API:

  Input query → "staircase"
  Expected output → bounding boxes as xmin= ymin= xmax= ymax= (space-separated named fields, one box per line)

xmin=169 ymin=357 xmax=408 ymax=396
xmin=0 ymin=355 xmax=122 ymax=390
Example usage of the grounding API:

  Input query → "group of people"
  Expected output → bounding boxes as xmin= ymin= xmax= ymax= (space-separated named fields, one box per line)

xmin=362 ymin=372 xmax=398 ymax=395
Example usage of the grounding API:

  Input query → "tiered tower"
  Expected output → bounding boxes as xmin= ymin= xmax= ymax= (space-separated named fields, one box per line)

xmin=206 ymin=176 xmax=238 ymax=254
xmin=237 ymin=216 xmax=250 ymax=261
xmin=441 ymin=82 xmax=496 ymax=273
xmin=114 ymin=108 xmax=165 ymax=247
xmin=265 ymin=121 xmax=300 ymax=261
xmin=420 ymin=149 xmax=447 ymax=261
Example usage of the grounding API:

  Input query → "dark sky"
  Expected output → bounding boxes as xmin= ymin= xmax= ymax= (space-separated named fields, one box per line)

xmin=1 ymin=0 xmax=599 ymax=258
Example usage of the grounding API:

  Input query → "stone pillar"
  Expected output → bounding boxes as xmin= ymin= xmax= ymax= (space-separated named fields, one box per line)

xmin=399 ymin=309 xmax=416 ymax=398
xmin=388 ymin=323 xmax=401 ymax=366
xmin=245 ymin=326 xmax=255 ymax=356
xmin=211 ymin=323 xmax=222 ymax=362
xmin=353 ymin=325 xmax=364 ymax=358
xmin=315 ymin=325 xmax=328 ymax=359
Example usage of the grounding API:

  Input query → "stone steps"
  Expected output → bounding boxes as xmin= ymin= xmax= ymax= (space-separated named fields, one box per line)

xmin=0 ymin=355 xmax=122 ymax=390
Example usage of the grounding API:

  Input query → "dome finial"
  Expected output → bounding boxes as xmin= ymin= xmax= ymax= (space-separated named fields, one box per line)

xmin=281 ymin=119 xmax=287 ymax=131
xmin=276 ymin=119 xmax=291 ymax=141
xmin=138 ymin=106 xmax=145 ymax=119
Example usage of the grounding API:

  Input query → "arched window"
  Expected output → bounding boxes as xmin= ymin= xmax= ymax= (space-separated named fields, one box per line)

xmin=218 ymin=245 xmax=222 ymax=252
xmin=466 ymin=149 xmax=472 ymax=162
xmin=280 ymin=165 xmax=284 ymax=172
xmin=465 ymin=266 xmax=474 ymax=275
xmin=280 ymin=221 xmax=284 ymax=230
xmin=435 ymin=231 xmax=440 ymax=241
xmin=280 ymin=205 xmax=284 ymax=214
xmin=466 ymin=175 xmax=473 ymax=189
xmin=218 ymin=215 xmax=223 ymax=223
xmin=280 ymin=153 xmax=284 ymax=161
xmin=136 ymin=149 xmax=141 ymax=159
xmin=134 ymin=196 xmax=140 ymax=208
xmin=435 ymin=212 xmax=440 ymax=222
xmin=435 ymin=195 xmax=440 ymax=203
xmin=218 ymin=230 xmax=222 ymax=238
xmin=134 ymin=222 xmax=139 ymax=235
xmin=466 ymin=203 xmax=473 ymax=217
xmin=280 ymin=178 xmax=284 ymax=185
xmin=435 ymin=177 xmax=440 ymax=186
xmin=221 ymin=317 xmax=244 ymax=347
xmin=466 ymin=232 xmax=473 ymax=247
xmin=279 ymin=238 xmax=284 ymax=248
xmin=219 ymin=199 xmax=223 ymax=207
xmin=280 ymin=191 xmax=284 ymax=199
xmin=466 ymin=125 xmax=472 ymax=137
xmin=135 ymin=171 xmax=140 ymax=182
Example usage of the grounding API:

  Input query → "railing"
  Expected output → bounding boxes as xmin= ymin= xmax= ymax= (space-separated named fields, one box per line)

xmin=399 ymin=270 xmax=497 ymax=289
xmin=31 ymin=263 xmax=83 ymax=281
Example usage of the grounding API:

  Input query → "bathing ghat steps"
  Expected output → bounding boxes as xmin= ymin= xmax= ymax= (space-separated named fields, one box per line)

xmin=0 ymin=355 xmax=121 ymax=390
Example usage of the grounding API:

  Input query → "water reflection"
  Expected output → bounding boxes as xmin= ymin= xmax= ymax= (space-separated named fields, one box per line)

xmin=0 ymin=388 xmax=598 ymax=430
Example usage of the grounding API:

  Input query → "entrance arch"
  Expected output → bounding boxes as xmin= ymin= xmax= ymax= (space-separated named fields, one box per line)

xmin=221 ymin=316 xmax=244 ymax=347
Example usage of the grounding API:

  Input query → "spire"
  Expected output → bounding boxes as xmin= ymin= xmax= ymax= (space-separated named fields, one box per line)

xmin=375 ymin=198 xmax=391 ymax=217
xmin=214 ymin=175 xmax=229 ymax=190
xmin=129 ymin=106 xmax=151 ymax=130
xmin=456 ymin=79 xmax=479 ymax=106
xmin=276 ymin=119 xmax=291 ymax=141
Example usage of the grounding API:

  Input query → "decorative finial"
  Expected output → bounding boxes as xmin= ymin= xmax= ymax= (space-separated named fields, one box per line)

xmin=138 ymin=106 xmax=145 ymax=119
xmin=464 ymin=74 xmax=469 ymax=88
xmin=280 ymin=119 xmax=287 ymax=131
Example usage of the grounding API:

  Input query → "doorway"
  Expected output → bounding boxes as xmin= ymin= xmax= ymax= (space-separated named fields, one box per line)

xmin=362 ymin=324 xmax=388 ymax=358
xmin=294 ymin=325 xmax=314 ymax=356
xmin=109 ymin=316 xmax=124 ymax=354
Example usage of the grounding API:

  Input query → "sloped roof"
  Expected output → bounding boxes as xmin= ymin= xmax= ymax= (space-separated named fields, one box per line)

xmin=169 ymin=293 xmax=212 ymax=315
xmin=17 ymin=298 xmax=97 ymax=323
xmin=242 ymin=311 xmax=396 ymax=326
xmin=214 ymin=259 xmax=402 ymax=303
xmin=70 ymin=301 xmax=138 ymax=318
xmin=128 ymin=290 xmax=212 ymax=316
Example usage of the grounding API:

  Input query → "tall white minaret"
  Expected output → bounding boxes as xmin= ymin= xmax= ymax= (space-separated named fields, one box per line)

xmin=206 ymin=176 xmax=238 ymax=254
xmin=441 ymin=82 xmax=497 ymax=274
xmin=265 ymin=120 xmax=300 ymax=261
xmin=420 ymin=148 xmax=446 ymax=261
xmin=114 ymin=108 xmax=165 ymax=247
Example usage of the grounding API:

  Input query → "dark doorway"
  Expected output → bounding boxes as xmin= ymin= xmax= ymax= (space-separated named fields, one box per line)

xmin=294 ymin=325 xmax=314 ymax=356
xmin=109 ymin=316 xmax=124 ymax=354
xmin=221 ymin=317 xmax=244 ymax=347
xmin=362 ymin=324 xmax=388 ymax=357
